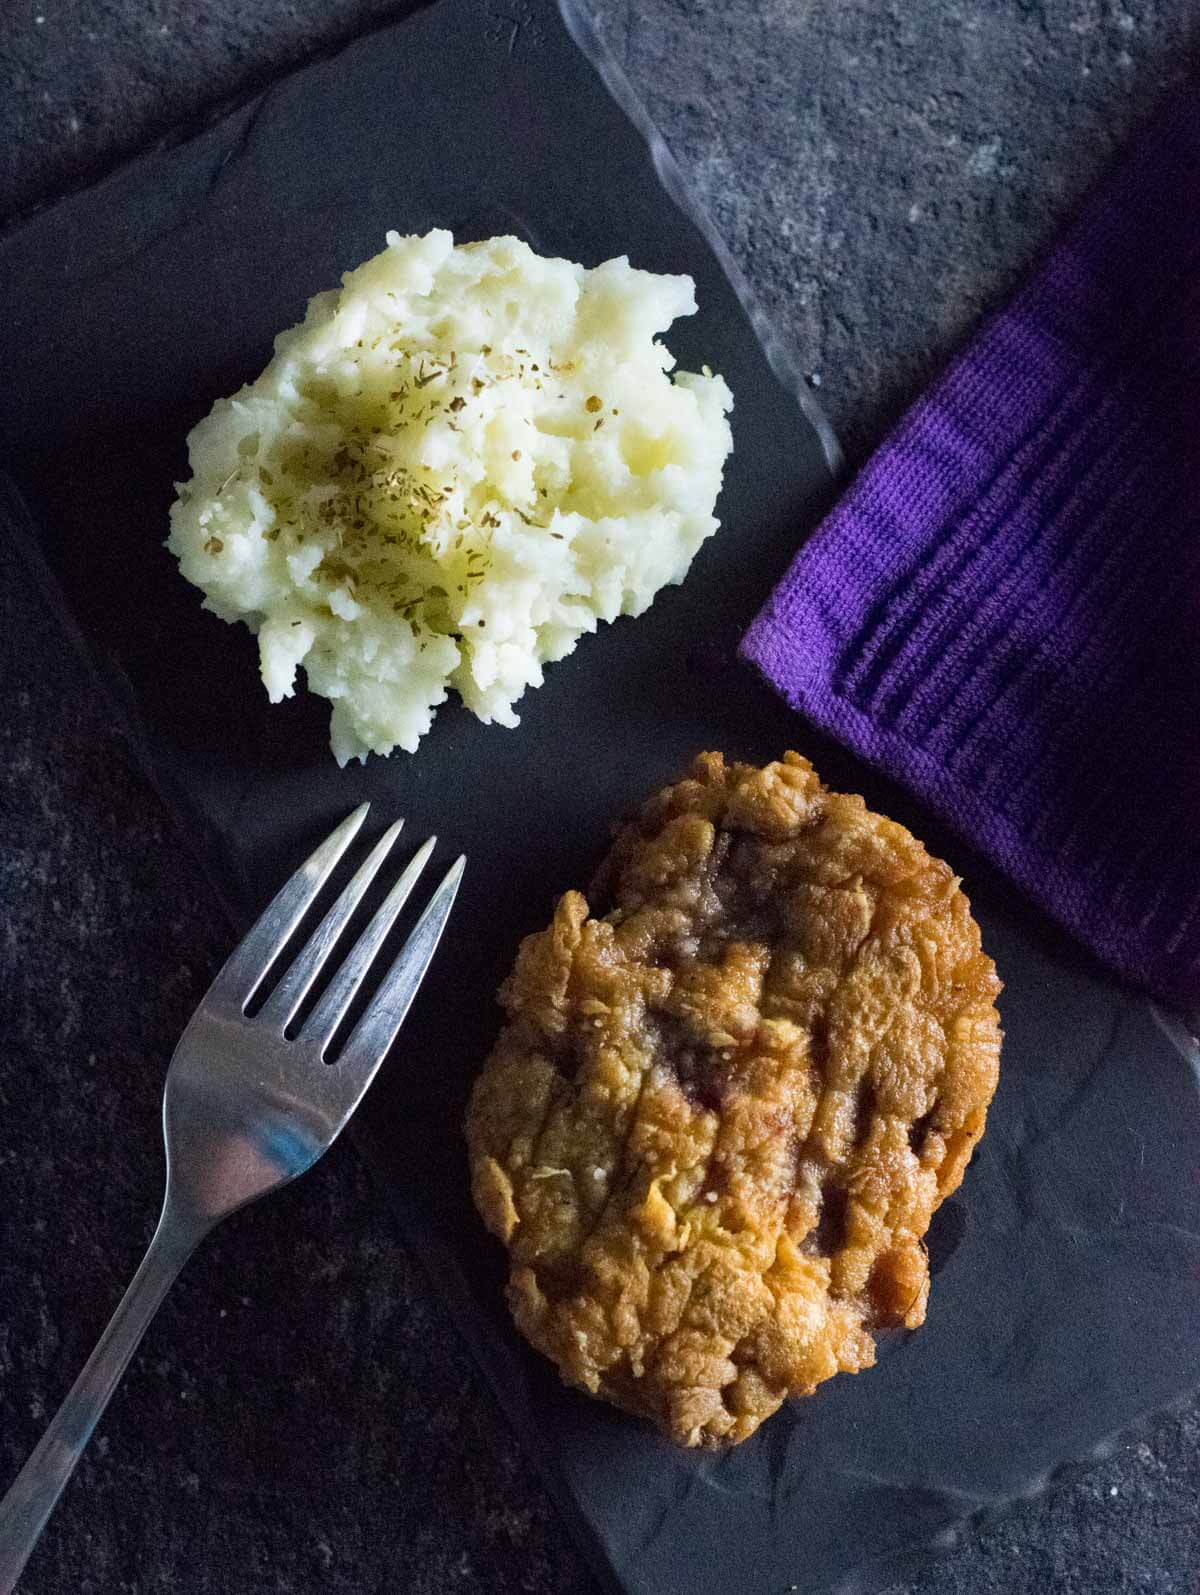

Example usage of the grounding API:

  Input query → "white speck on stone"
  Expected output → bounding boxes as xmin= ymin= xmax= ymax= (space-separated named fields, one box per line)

xmin=705 ymin=1190 xmax=718 ymax=1204
xmin=1117 ymin=49 xmax=1133 ymax=68
xmin=966 ymin=140 xmax=1002 ymax=179
xmin=160 ymin=22 xmax=170 ymax=33
xmin=809 ymin=372 xmax=822 ymax=388
xmin=34 ymin=14 xmax=45 ymax=23
xmin=908 ymin=202 xmax=922 ymax=224
xmin=1109 ymin=1484 xmax=1119 ymax=1496
xmin=315 ymin=1540 xmax=333 ymax=1570
xmin=219 ymin=1308 xmax=227 ymax=1318
xmin=68 ymin=114 xmax=80 ymax=133
xmin=592 ymin=1167 xmax=605 ymax=1182
xmin=1116 ymin=10 xmax=1135 ymax=31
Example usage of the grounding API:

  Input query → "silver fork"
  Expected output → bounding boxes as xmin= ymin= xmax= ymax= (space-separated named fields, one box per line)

xmin=0 ymin=805 xmax=463 ymax=1594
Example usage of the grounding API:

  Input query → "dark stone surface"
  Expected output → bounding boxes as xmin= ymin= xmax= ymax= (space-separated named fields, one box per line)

xmin=1 ymin=3 xmax=1198 ymax=1593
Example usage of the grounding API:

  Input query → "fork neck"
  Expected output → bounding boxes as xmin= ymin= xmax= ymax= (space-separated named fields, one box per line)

xmin=157 ymin=1185 xmax=222 ymax=1255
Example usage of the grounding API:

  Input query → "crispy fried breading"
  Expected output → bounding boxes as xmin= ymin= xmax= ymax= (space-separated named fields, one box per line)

xmin=467 ymin=752 xmax=1002 ymax=1446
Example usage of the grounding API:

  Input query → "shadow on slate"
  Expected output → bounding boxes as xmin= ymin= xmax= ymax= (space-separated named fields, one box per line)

xmin=1 ymin=1 xmax=1199 ymax=1592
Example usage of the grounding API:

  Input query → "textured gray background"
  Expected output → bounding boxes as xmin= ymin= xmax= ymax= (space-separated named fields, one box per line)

xmin=2 ymin=1 xmax=1199 ymax=1592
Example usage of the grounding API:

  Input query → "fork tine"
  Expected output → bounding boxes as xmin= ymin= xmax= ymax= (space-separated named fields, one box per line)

xmin=256 ymin=818 xmax=405 ymax=1032
xmin=333 ymin=855 xmax=465 ymax=1069
xmin=210 ymin=804 xmax=369 ymax=1009
xmin=299 ymin=837 xmax=439 ymax=1052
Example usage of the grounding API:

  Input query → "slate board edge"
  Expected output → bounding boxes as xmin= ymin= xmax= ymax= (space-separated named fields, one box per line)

xmin=555 ymin=0 xmax=844 ymax=481
xmin=0 ymin=4 xmax=452 ymax=237
xmin=0 ymin=473 xmax=247 ymax=916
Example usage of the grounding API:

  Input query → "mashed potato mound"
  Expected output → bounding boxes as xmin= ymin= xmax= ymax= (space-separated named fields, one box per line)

xmin=168 ymin=230 xmax=734 ymax=763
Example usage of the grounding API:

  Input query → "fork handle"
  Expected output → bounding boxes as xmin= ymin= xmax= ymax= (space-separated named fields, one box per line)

xmin=0 ymin=1202 xmax=206 ymax=1593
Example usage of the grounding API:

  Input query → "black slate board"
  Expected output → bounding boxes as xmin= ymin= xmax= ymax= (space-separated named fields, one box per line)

xmin=2 ymin=2 xmax=1199 ymax=1592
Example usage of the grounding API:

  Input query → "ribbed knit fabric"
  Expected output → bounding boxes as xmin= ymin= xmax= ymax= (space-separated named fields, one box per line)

xmin=741 ymin=84 xmax=1200 ymax=1012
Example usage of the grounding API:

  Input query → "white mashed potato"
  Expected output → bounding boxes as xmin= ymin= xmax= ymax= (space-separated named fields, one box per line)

xmin=168 ymin=230 xmax=733 ymax=763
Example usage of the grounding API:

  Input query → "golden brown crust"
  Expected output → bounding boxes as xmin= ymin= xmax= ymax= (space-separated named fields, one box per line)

xmin=466 ymin=752 xmax=1002 ymax=1447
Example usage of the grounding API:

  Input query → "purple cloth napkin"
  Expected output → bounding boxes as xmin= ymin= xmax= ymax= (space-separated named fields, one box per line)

xmin=742 ymin=85 xmax=1200 ymax=1012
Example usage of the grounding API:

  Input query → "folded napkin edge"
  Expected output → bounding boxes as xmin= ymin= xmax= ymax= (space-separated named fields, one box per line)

xmin=738 ymin=617 xmax=1197 ymax=1014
